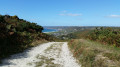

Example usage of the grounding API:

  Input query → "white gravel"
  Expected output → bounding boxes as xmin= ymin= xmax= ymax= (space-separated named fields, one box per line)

xmin=61 ymin=42 xmax=80 ymax=67
xmin=0 ymin=42 xmax=81 ymax=67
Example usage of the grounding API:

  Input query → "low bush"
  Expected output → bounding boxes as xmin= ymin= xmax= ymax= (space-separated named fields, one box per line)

xmin=88 ymin=27 xmax=120 ymax=47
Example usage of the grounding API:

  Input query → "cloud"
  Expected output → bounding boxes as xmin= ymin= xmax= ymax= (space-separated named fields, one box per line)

xmin=59 ymin=13 xmax=82 ymax=16
xmin=61 ymin=10 xmax=67 ymax=13
xmin=106 ymin=15 xmax=120 ymax=18
xmin=59 ymin=10 xmax=82 ymax=16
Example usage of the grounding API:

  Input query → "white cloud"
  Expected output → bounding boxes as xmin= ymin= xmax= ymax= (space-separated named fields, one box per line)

xmin=59 ymin=13 xmax=82 ymax=16
xmin=59 ymin=10 xmax=82 ymax=16
xmin=106 ymin=15 xmax=120 ymax=18
xmin=61 ymin=10 xmax=67 ymax=13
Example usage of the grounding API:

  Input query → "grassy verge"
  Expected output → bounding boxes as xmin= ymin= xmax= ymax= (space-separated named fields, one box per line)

xmin=30 ymin=39 xmax=48 ymax=47
xmin=68 ymin=39 xmax=120 ymax=67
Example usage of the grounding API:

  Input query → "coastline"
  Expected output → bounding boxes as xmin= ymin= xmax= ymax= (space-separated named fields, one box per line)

xmin=42 ymin=28 xmax=58 ymax=33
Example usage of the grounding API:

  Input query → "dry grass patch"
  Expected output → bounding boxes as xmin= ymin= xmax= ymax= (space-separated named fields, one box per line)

xmin=30 ymin=39 xmax=48 ymax=47
xmin=68 ymin=39 xmax=120 ymax=67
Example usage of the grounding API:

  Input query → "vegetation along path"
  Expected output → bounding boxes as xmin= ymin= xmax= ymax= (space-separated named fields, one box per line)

xmin=0 ymin=42 xmax=80 ymax=67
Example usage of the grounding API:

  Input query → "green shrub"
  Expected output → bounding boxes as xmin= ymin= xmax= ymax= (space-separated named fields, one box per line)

xmin=0 ymin=14 xmax=51 ymax=60
xmin=88 ymin=27 xmax=120 ymax=47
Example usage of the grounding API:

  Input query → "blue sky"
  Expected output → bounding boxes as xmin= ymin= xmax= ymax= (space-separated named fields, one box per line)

xmin=0 ymin=0 xmax=120 ymax=26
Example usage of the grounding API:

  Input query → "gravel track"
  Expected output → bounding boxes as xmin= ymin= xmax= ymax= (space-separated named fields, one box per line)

xmin=0 ymin=42 xmax=80 ymax=67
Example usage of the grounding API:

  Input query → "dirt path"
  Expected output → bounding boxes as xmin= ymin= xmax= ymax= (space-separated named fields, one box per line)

xmin=0 ymin=42 xmax=80 ymax=67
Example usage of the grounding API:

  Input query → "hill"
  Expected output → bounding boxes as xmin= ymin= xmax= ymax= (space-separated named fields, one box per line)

xmin=0 ymin=15 xmax=55 ymax=60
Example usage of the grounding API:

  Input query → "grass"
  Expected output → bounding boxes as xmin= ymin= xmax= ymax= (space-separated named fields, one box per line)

xmin=68 ymin=39 xmax=120 ymax=67
xmin=30 ymin=39 xmax=48 ymax=47
xmin=35 ymin=55 xmax=56 ymax=67
xmin=28 ymin=55 xmax=60 ymax=67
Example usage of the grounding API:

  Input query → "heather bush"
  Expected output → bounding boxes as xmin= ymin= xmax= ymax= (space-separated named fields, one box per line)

xmin=0 ymin=15 xmax=51 ymax=60
xmin=88 ymin=27 xmax=120 ymax=47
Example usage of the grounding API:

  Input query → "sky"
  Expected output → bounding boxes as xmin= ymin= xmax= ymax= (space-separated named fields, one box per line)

xmin=0 ymin=0 xmax=120 ymax=26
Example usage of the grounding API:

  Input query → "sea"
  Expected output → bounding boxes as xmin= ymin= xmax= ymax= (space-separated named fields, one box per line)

xmin=42 ymin=28 xmax=58 ymax=33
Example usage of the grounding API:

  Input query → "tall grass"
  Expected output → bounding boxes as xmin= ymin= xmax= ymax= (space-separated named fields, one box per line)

xmin=68 ymin=39 xmax=120 ymax=67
